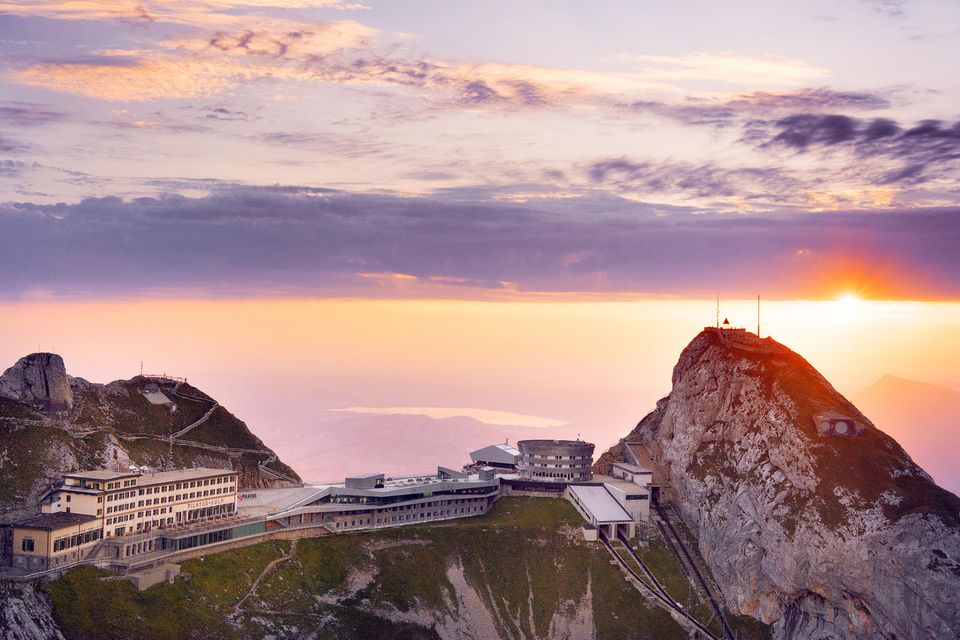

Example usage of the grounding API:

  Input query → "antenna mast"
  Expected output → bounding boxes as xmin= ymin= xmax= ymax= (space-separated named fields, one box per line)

xmin=757 ymin=295 xmax=761 ymax=337
xmin=715 ymin=294 xmax=720 ymax=328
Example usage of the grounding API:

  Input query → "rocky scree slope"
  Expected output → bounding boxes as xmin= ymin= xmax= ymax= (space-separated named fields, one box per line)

xmin=0 ymin=353 xmax=300 ymax=520
xmin=596 ymin=328 xmax=960 ymax=640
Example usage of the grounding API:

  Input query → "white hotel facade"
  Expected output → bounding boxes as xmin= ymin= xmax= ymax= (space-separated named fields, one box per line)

xmin=41 ymin=468 xmax=240 ymax=538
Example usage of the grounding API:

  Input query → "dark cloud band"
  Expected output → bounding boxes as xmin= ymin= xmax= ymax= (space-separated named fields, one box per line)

xmin=1 ymin=185 xmax=959 ymax=299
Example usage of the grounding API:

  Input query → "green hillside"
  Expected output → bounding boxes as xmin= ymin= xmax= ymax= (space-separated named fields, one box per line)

xmin=46 ymin=498 xmax=689 ymax=640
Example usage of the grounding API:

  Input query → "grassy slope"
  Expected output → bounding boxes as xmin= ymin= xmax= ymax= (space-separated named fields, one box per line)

xmin=46 ymin=498 xmax=686 ymax=640
xmin=634 ymin=537 xmax=770 ymax=640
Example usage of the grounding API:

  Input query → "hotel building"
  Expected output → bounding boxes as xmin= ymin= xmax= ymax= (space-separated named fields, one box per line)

xmin=4 ymin=467 xmax=239 ymax=571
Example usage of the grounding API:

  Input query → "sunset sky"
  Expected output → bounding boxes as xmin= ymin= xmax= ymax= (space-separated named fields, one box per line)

xmin=1 ymin=2 xmax=958 ymax=486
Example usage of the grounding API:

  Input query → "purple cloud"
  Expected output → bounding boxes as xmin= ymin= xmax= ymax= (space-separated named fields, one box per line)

xmin=1 ymin=185 xmax=959 ymax=300
xmin=756 ymin=114 xmax=960 ymax=184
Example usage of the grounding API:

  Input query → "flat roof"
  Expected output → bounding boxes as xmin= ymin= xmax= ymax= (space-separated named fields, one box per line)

xmin=589 ymin=475 xmax=649 ymax=495
xmin=137 ymin=468 xmax=238 ymax=485
xmin=65 ymin=467 xmax=238 ymax=486
xmin=611 ymin=462 xmax=651 ymax=474
xmin=64 ymin=470 xmax=139 ymax=481
xmin=14 ymin=512 xmax=97 ymax=531
xmin=568 ymin=485 xmax=632 ymax=523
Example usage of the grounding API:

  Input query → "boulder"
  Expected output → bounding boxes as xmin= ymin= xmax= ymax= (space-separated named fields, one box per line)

xmin=0 ymin=353 xmax=74 ymax=412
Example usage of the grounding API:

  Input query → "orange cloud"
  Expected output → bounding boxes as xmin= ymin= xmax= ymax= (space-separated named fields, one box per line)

xmin=0 ymin=1 xmax=367 ymax=27
xmin=11 ymin=58 xmax=244 ymax=101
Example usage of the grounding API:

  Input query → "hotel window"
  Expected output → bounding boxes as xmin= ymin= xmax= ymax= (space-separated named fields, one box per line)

xmin=21 ymin=538 xmax=35 ymax=552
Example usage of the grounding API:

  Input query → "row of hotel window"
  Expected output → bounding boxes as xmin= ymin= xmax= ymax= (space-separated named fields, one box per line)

xmin=104 ymin=487 xmax=233 ymax=513
xmin=526 ymin=462 xmax=591 ymax=468
xmin=102 ymin=476 xmax=235 ymax=492
xmin=19 ymin=529 xmax=104 ymax=553
xmin=524 ymin=454 xmax=591 ymax=460
xmin=527 ymin=471 xmax=588 ymax=478
xmin=106 ymin=506 xmax=176 ymax=525
xmin=103 ymin=479 xmax=235 ymax=502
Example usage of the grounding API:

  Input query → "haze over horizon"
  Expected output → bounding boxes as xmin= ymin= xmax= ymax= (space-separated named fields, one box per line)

xmin=1 ymin=2 xmax=959 ymax=494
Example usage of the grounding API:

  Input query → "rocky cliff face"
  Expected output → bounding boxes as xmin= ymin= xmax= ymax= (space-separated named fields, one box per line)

xmin=597 ymin=328 xmax=960 ymax=640
xmin=0 ymin=354 xmax=73 ymax=412
xmin=0 ymin=583 xmax=64 ymax=640
xmin=0 ymin=354 xmax=301 ymax=520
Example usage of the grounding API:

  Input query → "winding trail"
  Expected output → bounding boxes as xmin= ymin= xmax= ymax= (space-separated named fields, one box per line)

xmin=234 ymin=539 xmax=299 ymax=615
xmin=170 ymin=401 xmax=220 ymax=439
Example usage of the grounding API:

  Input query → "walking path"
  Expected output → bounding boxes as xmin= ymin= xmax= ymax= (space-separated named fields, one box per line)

xmin=233 ymin=540 xmax=299 ymax=615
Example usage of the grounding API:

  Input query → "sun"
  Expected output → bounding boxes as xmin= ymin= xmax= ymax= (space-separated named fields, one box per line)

xmin=835 ymin=293 xmax=863 ymax=316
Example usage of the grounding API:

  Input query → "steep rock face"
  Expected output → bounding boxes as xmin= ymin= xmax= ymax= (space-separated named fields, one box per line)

xmin=0 ymin=353 xmax=73 ymax=412
xmin=0 ymin=356 xmax=301 ymax=520
xmin=597 ymin=328 xmax=960 ymax=640
xmin=0 ymin=583 xmax=64 ymax=640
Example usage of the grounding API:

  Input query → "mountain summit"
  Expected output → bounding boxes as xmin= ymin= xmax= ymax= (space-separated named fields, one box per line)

xmin=597 ymin=328 xmax=960 ymax=640
xmin=0 ymin=354 xmax=301 ymax=520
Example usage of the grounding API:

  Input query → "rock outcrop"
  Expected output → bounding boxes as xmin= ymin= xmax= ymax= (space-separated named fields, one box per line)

xmin=0 ymin=355 xmax=301 ymax=520
xmin=0 ymin=353 xmax=73 ymax=412
xmin=597 ymin=328 xmax=960 ymax=640
xmin=0 ymin=583 xmax=64 ymax=640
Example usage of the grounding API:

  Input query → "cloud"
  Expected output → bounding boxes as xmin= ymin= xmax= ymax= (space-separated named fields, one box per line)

xmin=1 ymin=185 xmax=958 ymax=300
xmin=586 ymin=157 xmax=802 ymax=202
xmin=10 ymin=57 xmax=244 ymax=100
xmin=0 ymin=159 xmax=30 ymax=176
xmin=0 ymin=1 xmax=368 ymax=28
xmin=864 ymin=0 xmax=906 ymax=18
xmin=618 ymin=52 xmax=830 ymax=86
xmin=0 ymin=101 xmax=69 ymax=127
xmin=756 ymin=114 xmax=960 ymax=184
xmin=625 ymin=88 xmax=891 ymax=127
xmin=0 ymin=133 xmax=31 ymax=153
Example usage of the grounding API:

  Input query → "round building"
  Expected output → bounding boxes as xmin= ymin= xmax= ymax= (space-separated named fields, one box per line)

xmin=516 ymin=439 xmax=595 ymax=482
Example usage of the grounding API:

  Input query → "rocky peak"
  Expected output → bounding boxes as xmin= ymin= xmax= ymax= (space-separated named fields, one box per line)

xmin=0 ymin=353 xmax=74 ymax=412
xmin=599 ymin=327 xmax=960 ymax=640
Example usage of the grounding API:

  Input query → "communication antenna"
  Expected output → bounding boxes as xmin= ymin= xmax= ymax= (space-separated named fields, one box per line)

xmin=715 ymin=294 xmax=720 ymax=328
xmin=140 ymin=361 xmax=143 ymax=376
xmin=757 ymin=295 xmax=761 ymax=338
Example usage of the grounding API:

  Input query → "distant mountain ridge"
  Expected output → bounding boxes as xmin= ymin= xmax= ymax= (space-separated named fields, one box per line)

xmin=597 ymin=329 xmax=960 ymax=640
xmin=852 ymin=375 xmax=960 ymax=495
xmin=0 ymin=353 xmax=300 ymax=521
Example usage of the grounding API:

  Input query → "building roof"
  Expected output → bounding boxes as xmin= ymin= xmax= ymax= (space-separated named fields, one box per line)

xmin=14 ymin=512 xmax=97 ymax=531
xmin=469 ymin=443 xmax=520 ymax=465
xmin=625 ymin=443 xmax=669 ymax=486
xmin=141 ymin=389 xmax=172 ymax=405
xmin=65 ymin=467 xmax=237 ymax=486
xmin=63 ymin=470 xmax=139 ymax=481
xmin=234 ymin=486 xmax=328 ymax=516
xmin=517 ymin=439 xmax=594 ymax=447
xmin=611 ymin=462 xmax=651 ymax=475
xmin=597 ymin=477 xmax=650 ymax=496
xmin=136 ymin=467 xmax=238 ymax=485
xmin=568 ymin=485 xmax=632 ymax=523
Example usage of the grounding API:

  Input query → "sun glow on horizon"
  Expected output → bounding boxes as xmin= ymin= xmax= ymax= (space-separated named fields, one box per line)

xmin=835 ymin=292 xmax=863 ymax=313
